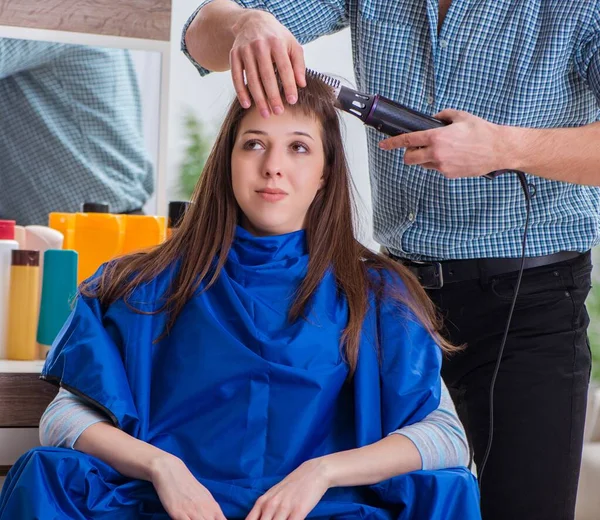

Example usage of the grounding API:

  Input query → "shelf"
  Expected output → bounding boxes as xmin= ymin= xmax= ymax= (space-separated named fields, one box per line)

xmin=0 ymin=360 xmax=45 ymax=374
xmin=0 ymin=0 xmax=172 ymax=42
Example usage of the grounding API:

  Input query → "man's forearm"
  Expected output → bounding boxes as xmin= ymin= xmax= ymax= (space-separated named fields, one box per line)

xmin=505 ymin=121 xmax=600 ymax=186
xmin=185 ymin=0 xmax=242 ymax=71
xmin=186 ymin=0 xmax=273 ymax=72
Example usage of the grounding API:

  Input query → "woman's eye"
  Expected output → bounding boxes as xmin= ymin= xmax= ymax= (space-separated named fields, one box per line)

xmin=243 ymin=140 xmax=263 ymax=150
xmin=291 ymin=142 xmax=308 ymax=153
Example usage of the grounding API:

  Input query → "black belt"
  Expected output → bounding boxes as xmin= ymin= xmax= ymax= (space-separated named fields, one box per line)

xmin=389 ymin=251 xmax=583 ymax=289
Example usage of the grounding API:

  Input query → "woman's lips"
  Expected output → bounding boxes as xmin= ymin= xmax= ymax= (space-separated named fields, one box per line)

xmin=256 ymin=189 xmax=287 ymax=202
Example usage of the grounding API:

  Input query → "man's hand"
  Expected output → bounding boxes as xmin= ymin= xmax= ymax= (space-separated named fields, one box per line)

xmin=378 ymin=109 xmax=510 ymax=178
xmin=230 ymin=9 xmax=306 ymax=117
xmin=245 ymin=458 xmax=330 ymax=520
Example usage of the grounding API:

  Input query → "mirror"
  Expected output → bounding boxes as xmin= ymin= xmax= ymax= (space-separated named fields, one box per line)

xmin=0 ymin=37 xmax=163 ymax=225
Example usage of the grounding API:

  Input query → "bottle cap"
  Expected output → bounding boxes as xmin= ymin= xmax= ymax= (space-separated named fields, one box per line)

xmin=168 ymin=201 xmax=190 ymax=228
xmin=81 ymin=202 xmax=110 ymax=213
xmin=12 ymin=250 xmax=40 ymax=266
xmin=0 ymin=220 xmax=16 ymax=240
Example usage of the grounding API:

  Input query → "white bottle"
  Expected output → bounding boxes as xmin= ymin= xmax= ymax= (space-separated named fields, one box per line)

xmin=24 ymin=226 xmax=64 ymax=284
xmin=14 ymin=225 xmax=26 ymax=249
xmin=0 ymin=220 xmax=19 ymax=359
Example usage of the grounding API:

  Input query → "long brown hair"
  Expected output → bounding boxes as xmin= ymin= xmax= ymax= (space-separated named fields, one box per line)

xmin=82 ymin=75 xmax=457 ymax=374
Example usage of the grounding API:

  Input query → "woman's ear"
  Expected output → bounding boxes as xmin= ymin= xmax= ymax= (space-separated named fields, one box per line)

xmin=318 ymin=172 xmax=326 ymax=190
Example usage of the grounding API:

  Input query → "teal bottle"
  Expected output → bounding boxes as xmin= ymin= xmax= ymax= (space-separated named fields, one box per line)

xmin=36 ymin=249 xmax=78 ymax=359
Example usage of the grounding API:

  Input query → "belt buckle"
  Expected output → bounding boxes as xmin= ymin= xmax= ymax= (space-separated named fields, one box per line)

xmin=410 ymin=260 xmax=444 ymax=289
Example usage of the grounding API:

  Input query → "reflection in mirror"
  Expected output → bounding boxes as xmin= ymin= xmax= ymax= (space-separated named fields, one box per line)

xmin=0 ymin=37 xmax=161 ymax=225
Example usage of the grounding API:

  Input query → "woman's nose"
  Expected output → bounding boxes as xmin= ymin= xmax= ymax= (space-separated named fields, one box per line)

xmin=262 ymin=150 xmax=284 ymax=177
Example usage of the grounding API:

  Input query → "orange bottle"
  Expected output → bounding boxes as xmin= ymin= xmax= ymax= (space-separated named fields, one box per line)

xmin=122 ymin=215 xmax=166 ymax=254
xmin=48 ymin=213 xmax=75 ymax=250
xmin=74 ymin=203 xmax=125 ymax=283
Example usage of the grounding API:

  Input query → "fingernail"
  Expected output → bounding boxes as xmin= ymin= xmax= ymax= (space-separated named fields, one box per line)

xmin=379 ymin=142 xmax=388 ymax=149
xmin=273 ymin=105 xmax=283 ymax=115
xmin=260 ymin=109 xmax=270 ymax=118
xmin=287 ymin=94 xmax=297 ymax=104
xmin=241 ymin=99 xmax=250 ymax=109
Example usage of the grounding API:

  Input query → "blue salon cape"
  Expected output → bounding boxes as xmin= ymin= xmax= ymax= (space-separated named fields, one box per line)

xmin=0 ymin=227 xmax=480 ymax=519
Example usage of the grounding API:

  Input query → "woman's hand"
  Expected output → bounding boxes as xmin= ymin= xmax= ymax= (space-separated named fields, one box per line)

xmin=150 ymin=455 xmax=227 ymax=520
xmin=245 ymin=458 xmax=331 ymax=520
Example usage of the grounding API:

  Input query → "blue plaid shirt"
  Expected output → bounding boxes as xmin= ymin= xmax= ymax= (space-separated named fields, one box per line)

xmin=184 ymin=0 xmax=600 ymax=260
xmin=0 ymin=39 xmax=154 ymax=226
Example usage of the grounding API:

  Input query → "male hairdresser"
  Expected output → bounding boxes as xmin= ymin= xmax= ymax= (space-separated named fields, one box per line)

xmin=183 ymin=1 xmax=600 ymax=518
xmin=0 ymin=38 xmax=154 ymax=225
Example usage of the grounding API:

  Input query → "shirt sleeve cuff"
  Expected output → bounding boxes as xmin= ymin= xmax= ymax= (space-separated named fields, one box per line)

xmin=181 ymin=0 xmax=214 ymax=77
xmin=69 ymin=418 xmax=111 ymax=449
xmin=388 ymin=430 xmax=429 ymax=471
xmin=181 ymin=0 xmax=269 ymax=77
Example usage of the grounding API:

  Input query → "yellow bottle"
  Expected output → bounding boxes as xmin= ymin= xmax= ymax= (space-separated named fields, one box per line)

xmin=122 ymin=215 xmax=166 ymax=255
xmin=74 ymin=204 xmax=125 ymax=283
xmin=7 ymin=250 xmax=40 ymax=361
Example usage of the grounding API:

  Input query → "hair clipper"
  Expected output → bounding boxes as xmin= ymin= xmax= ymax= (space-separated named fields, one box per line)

xmin=305 ymin=69 xmax=500 ymax=180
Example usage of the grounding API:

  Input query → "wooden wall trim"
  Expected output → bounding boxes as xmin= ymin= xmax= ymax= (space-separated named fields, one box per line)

xmin=0 ymin=0 xmax=172 ymax=41
xmin=0 ymin=373 xmax=58 ymax=428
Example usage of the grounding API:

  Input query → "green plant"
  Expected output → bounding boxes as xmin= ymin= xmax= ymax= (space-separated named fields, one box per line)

xmin=178 ymin=111 xmax=213 ymax=200
xmin=587 ymin=279 xmax=600 ymax=382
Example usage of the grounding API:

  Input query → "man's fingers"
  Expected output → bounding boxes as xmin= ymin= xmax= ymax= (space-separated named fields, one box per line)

xmin=379 ymin=130 xmax=433 ymax=150
xmin=289 ymin=43 xmax=306 ymax=88
xmin=256 ymin=47 xmax=284 ymax=114
xmin=242 ymin=52 xmax=270 ymax=117
xmin=230 ymin=50 xmax=251 ymax=108
xmin=271 ymin=43 xmax=298 ymax=105
xmin=434 ymin=108 xmax=462 ymax=122
xmin=403 ymin=147 xmax=432 ymax=166
xmin=420 ymin=162 xmax=439 ymax=170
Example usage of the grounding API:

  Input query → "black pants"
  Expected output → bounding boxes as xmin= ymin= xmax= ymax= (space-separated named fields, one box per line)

xmin=426 ymin=251 xmax=593 ymax=520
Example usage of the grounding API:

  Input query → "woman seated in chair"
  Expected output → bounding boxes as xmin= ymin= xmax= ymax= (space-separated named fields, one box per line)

xmin=0 ymin=76 xmax=480 ymax=519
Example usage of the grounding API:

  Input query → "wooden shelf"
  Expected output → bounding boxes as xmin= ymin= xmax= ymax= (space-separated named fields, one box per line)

xmin=0 ymin=0 xmax=172 ymax=42
xmin=0 ymin=361 xmax=57 ymax=428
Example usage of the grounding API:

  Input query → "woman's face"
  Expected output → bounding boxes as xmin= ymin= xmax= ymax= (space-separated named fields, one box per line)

xmin=231 ymin=107 xmax=326 ymax=236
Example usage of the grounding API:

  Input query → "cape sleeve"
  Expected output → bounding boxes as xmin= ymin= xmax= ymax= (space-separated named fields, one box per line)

xmin=40 ymin=268 xmax=140 ymax=437
xmin=354 ymin=272 xmax=481 ymax=519
xmin=353 ymin=272 xmax=442 ymax=447
xmin=378 ymin=295 xmax=442 ymax=434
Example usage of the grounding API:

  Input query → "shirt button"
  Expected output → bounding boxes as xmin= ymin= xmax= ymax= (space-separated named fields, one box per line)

xmin=439 ymin=39 xmax=449 ymax=48
xmin=408 ymin=212 xmax=415 ymax=222
xmin=427 ymin=96 xmax=434 ymax=105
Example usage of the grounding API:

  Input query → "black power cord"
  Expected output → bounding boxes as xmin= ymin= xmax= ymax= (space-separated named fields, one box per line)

xmin=478 ymin=171 xmax=533 ymax=484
